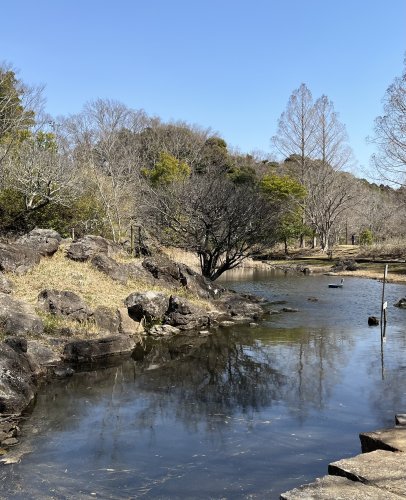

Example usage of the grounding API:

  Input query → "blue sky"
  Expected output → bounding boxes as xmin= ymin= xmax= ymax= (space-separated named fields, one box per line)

xmin=1 ymin=0 xmax=405 ymax=177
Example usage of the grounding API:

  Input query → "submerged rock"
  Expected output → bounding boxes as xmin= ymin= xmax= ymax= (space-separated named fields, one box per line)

xmin=62 ymin=335 xmax=136 ymax=363
xmin=394 ymin=297 xmax=406 ymax=308
xmin=368 ymin=316 xmax=380 ymax=326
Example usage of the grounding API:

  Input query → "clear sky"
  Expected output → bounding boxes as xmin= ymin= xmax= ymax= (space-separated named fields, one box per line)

xmin=1 ymin=0 xmax=405 ymax=177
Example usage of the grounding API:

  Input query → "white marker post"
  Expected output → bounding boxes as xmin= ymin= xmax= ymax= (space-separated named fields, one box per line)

xmin=380 ymin=265 xmax=388 ymax=338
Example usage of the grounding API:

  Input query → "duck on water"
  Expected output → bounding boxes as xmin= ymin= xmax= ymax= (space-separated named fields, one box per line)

xmin=328 ymin=278 xmax=344 ymax=288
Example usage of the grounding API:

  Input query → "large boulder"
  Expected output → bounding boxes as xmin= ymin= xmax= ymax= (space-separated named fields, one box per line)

xmin=125 ymin=262 xmax=157 ymax=286
xmin=216 ymin=291 xmax=265 ymax=321
xmin=0 ymin=293 xmax=44 ymax=336
xmin=0 ymin=342 xmax=38 ymax=414
xmin=124 ymin=291 xmax=169 ymax=324
xmin=93 ymin=306 xmax=120 ymax=334
xmin=91 ymin=254 xmax=128 ymax=283
xmin=26 ymin=340 xmax=61 ymax=373
xmin=163 ymin=295 xmax=210 ymax=331
xmin=37 ymin=289 xmax=93 ymax=322
xmin=66 ymin=235 xmax=121 ymax=262
xmin=16 ymin=228 xmax=61 ymax=257
xmin=142 ymin=255 xmax=183 ymax=285
xmin=117 ymin=307 xmax=144 ymax=337
xmin=178 ymin=263 xmax=217 ymax=298
xmin=62 ymin=336 xmax=136 ymax=363
xmin=0 ymin=243 xmax=40 ymax=274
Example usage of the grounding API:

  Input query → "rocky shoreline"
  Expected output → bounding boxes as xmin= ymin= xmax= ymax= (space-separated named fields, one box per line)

xmin=0 ymin=229 xmax=271 ymax=458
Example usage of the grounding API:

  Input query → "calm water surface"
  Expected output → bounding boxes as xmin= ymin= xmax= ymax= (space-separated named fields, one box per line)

xmin=1 ymin=269 xmax=406 ymax=499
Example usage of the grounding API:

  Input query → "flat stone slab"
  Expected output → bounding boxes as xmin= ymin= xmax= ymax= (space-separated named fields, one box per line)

xmin=328 ymin=449 xmax=406 ymax=497
xmin=280 ymin=474 xmax=404 ymax=499
xmin=360 ymin=427 xmax=406 ymax=452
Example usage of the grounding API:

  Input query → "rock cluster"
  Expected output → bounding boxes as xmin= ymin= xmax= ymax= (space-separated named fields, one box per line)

xmin=0 ymin=230 xmax=269 ymax=423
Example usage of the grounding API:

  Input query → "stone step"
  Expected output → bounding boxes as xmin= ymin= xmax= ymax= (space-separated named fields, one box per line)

xmin=279 ymin=474 xmax=404 ymax=499
xmin=360 ymin=426 xmax=406 ymax=452
xmin=328 ymin=449 xmax=406 ymax=497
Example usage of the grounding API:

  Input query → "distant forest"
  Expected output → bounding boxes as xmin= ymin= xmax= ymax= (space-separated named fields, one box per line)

xmin=0 ymin=57 xmax=405 ymax=279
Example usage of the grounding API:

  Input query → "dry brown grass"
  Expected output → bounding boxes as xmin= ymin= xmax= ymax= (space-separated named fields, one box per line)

xmin=8 ymin=245 xmax=212 ymax=313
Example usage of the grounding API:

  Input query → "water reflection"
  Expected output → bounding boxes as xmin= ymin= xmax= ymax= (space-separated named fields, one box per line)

xmin=1 ymin=271 xmax=406 ymax=499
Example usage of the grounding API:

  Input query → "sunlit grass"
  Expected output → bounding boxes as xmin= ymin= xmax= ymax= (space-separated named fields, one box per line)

xmin=8 ymin=244 xmax=213 ymax=313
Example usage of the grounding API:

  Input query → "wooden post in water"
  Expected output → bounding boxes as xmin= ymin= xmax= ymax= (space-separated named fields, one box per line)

xmin=380 ymin=264 xmax=388 ymax=339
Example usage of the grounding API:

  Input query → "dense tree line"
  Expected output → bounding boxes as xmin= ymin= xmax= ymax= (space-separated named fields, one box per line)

xmin=0 ymin=58 xmax=405 ymax=279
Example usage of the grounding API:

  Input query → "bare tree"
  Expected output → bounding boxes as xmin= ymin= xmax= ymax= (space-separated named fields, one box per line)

xmin=304 ymin=163 xmax=355 ymax=251
xmin=371 ymin=55 xmax=406 ymax=185
xmin=143 ymin=173 xmax=281 ymax=280
xmin=60 ymin=99 xmax=149 ymax=241
xmin=313 ymin=95 xmax=353 ymax=172
xmin=0 ymin=63 xmax=45 ymax=168
xmin=2 ymin=132 xmax=77 ymax=223
xmin=271 ymin=83 xmax=318 ymax=247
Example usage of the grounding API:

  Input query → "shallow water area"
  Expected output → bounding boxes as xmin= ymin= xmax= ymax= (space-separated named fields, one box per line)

xmin=1 ymin=268 xmax=406 ymax=499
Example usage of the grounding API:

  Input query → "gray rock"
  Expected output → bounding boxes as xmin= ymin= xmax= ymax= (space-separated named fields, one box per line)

xmin=62 ymin=335 xmax=136 ymax=363
xmin=0 ymin=293 xmax=44 ymax=336
xmin=368 ymin=316 xmax=380 ymax=326
xmin=0 ymin=272 xmax=13 ymax=294
xmin=66 ymin=235 xmax=121 ymax=262
xmin=91 ymin=254 xmax=128 ymax=283
xmin=125 ymin=262 xmax=157 ymax=285
xmin=16 ymin=228 xmax=61 ymax=256
xmin=37 ymin=289 xmax=93 ymax=322
xmin=0 ymin=342 xmax=38 ymax=415
xmin=27 ymin=340 xmax=61 ymax=368
xmin=4 ymin=337 xmax=28 ymax=353
xmin=94 ymin=306 xmax=120 ymax=334
xmin=117 ymin=307 xmax=144 ymax=337
xmin=53 ymin=366 xmax=75 ymax=378
xmin=178 ymin=263 xmax=215 ymax=298
xmin=164 ymin=295 xmax=210 ymax=331
xmin=281 ymin=307 xmax=299 ymax=313
xmin=124 ymin=291 xmax=169 ymax=324
xmin=218 ymin=292 xmax=265 ymax=320
xmin=331 ymin=259 xmax=359 ymax=272
xmin=142 ymin=254 xmax=183 ymax=284
xmin=0 ymin=242 xmax=41 ymax=274
xmin=148 ymin=324 xmax=181 ymax=336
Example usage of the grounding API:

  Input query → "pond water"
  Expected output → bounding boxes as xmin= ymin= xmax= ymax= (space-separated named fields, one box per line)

xmin=1 ymin=269 xmax=406 ymax=499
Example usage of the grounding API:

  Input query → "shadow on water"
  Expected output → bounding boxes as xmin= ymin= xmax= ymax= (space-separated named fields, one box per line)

xmin=1 ymin=269 xmax=406 ymax=499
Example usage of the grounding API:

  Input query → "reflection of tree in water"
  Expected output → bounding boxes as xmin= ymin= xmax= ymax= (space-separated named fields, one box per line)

xmin=366 ymin=333 xmax=406 ymax=425
xmin=253 ymin=326 xmax=354 ymax=420
xmin=133 ymin=331 xmax=286 ymax=433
